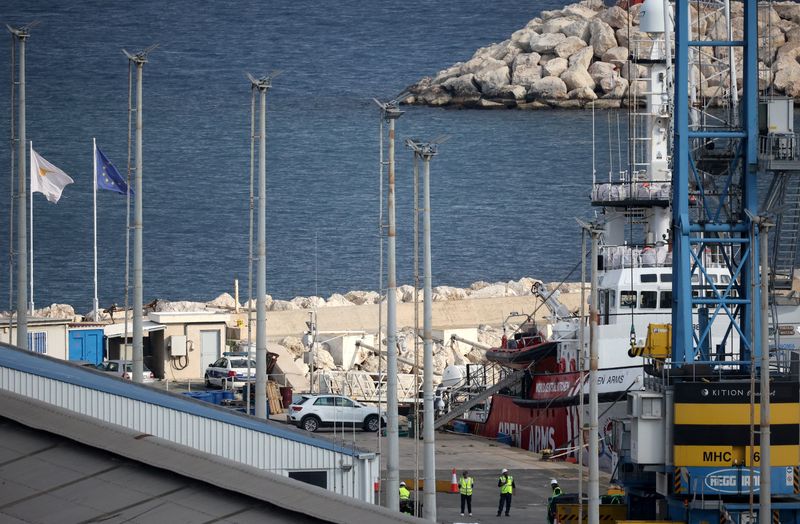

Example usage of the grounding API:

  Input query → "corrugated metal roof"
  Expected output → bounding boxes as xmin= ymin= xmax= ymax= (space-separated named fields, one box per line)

xmin=0 ymin=415 xmax=324 ymax=523
xmin=0 ymin=344 xmax=371 ymax=457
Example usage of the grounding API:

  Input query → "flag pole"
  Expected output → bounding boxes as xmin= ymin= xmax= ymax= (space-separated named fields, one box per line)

xmin=29 ymin=140 xmax=34 ymax=315
xmin=93 ymin=138 xmax=99 ymax=321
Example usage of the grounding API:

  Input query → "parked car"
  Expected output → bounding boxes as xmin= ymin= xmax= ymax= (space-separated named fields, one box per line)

xmin=102 ymin=359 xmax=157 ymax=383
xmin=288 ymin=394 xmax=385 ymax=432
xmin=204 ymin=353 xmax=258 ymax=388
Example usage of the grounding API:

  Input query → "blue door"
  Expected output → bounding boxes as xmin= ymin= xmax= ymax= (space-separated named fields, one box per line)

xmin=68 ymin=329 xmax=104 ymax=364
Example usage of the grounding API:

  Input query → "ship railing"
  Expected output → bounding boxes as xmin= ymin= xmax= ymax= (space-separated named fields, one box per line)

xmin=600 ymin=244 xmax=731 ymax=271
xmin=759 ymin=133 xmax=799 ymax=161
xmin=315 ymin=370 xmax=421 ymax=404
xmin=592 ymin=180 xmax=672 ymax=203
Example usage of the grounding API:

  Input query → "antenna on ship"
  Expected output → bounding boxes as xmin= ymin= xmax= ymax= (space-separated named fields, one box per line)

xmin=373 ymin=90 xmax=407 ymax=513
xmin=122 ymin=43 xmax=157 ymax=383
xmin=8 ymin=22 xmax=38 ymax=349
xmin=247 ymin=70 xmax=279 ymax=419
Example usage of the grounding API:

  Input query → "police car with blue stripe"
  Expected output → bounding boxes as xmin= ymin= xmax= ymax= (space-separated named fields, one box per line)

xmin=204 ymin=352 xmax=258 ymax=388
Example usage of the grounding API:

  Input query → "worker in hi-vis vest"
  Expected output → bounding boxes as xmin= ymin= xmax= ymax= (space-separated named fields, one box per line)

xmin=548 ymin=478 xmax=563 ymax=523
xmin=459 ymin=470 xmax=474 ymax=516
xmin=497 ymin=468 xmax=515 ymax=517
xmin=399 ymin=481 xmax=414 ymax=515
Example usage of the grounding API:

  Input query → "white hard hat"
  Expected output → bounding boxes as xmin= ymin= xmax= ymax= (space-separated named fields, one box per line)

xmin=550 ymin=478 xmax=559 ymax=485
xmin=501 ymin=468 xmax=508 ymax=474
xmin=400 ymin=481 xmax=406 ymax=487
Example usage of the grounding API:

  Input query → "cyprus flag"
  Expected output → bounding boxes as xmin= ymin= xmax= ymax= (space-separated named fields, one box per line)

xmin=30 ymin=146 xmax=74 ymax=203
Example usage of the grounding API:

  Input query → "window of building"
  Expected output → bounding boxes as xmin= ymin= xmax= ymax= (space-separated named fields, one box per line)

xmin=640 ymin=291 xmax=658 ymax=309
xmin=620 ymin=291 xmax=637 ymax=308
xmin=660 ymin=273 xmax=672 ymax=282
xmin=660 ymin=291 xmax=673 ymax=308
xmin=640 ymin=273 xmax=657 ymax=283
xmin=27 ymin=332 xmax=47 ymax=354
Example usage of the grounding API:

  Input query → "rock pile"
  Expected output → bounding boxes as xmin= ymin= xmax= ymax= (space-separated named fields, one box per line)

xmin=407 ymin=0 xmax=800 ymax=109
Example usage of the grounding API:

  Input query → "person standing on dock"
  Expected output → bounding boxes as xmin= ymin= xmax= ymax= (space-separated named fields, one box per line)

xmin=459 ymin=470 xmax=474 ymax=516
xmin=496 ymin=468 xmax=515 ymax=517
xmin=547 ymin=479 xmax=563 ymax=523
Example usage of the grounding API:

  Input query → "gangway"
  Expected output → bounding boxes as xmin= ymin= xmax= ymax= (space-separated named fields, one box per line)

xmin=433 ymin=367 xmax=525 ymax=429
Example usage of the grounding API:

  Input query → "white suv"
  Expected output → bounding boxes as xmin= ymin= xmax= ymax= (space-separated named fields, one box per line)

xmin=288 ymin=394 xmax=385 ymax=432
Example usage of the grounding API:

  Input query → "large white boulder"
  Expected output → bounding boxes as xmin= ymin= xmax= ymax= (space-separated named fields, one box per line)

xmin=543 ymin=57 xmax=569 ymax=77
xmin=468 ymin=283 xmax=519 ymax=299
xmin=601 ymin=46 xmax=629 ymax=65
xmin=589 ymin=18 xmax=617 ymax=58
xmin=345 ymin=290 xmax=380 ymax=305
xmin=290 ymin=296 xmax=325 ymax=310
xmin=443 ymin=73 xmax=481 ymax=97
xmin=562 ymin=19 xmax=591 ymax=42
xmin=600 ymin=75 xmax=628 ymax=97
xmin=207 ymin=293 xmax=238 ymax=309
xmin=599 ymin=5 xmax=629 ymax=29
xmin=775 ymin=3 xmax=800 ymax=24
xmin=588 ymin=61 xmax=617 ymax=84
xmin=474 ymin=62 xmax=511 ymax=97
xmin=35 ymin=303 xmax=76 ymax=320
xmin=511 ymin=28 xmax=537 ymax=52
xmin=528 ymin=76 xmax=567 ymax=100
xmin=564 ymin=3 xmax=600 ymax=20
xmin=569 ymin=46 xmax=595 ymax=70
xmin=543 ymin=17 xmax=576 ymax=35
xmin=325 ymin=293 xmax=353 ymax=307
xmin=568 ymin=87 xmax=598 ymax=101
xmin=531 ymin=32 xmax=567 ymax=54
xmin=561 ymin=65 xmax=596 ymax=91
xmin=432 ymin=286 xmax=468 ymax=302
xmin=775 ymin=61 xmax=800 ymax=97
xmin=554 ymin=36 xmax=588 ymax=58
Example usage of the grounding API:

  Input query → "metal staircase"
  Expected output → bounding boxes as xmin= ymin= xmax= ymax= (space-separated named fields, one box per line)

xmin=766 ymin=172 xmax=800 ymax=290
xmin=433 ymin=368 xmax=525 ymax=430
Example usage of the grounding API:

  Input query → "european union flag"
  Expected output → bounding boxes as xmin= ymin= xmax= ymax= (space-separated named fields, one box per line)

xmin=95 ymin=145 xmax=132 ymax=195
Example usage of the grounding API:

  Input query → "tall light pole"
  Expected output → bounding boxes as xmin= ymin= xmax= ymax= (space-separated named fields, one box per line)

xmin=123 ymin=45 xmax=156 ymax=383
xmin=406 ymin=137 xmax=447 ymax=521
xmin=248 ymin=72 xmax=276 ymax=420
xmin=577 ymin=219 xmax=601 ymax=524
xmin=374 ymin=96 xmax=403 ymax=512
xmin=8 ymin=24 xmax=33 ymax=350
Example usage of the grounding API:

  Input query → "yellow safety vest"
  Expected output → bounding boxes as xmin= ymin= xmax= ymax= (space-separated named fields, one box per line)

xmin=500 ymin=475 xmax=514 ymax=494
xmin=552 ymin=486 xmax=563 ymax=497
xmin=399 ymin=486 xmax=410 ymax=500
xmin=459 ymin=476 xmax=474 ymax=496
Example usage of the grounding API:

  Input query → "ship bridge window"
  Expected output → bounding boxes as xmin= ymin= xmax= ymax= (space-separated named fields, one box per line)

xmin=620 ymin=290 xmax=637 ymax=308
xmin=659 ymin=291 xmax=672 ymax=308
xmin=640 ymin=291 xmax=657 ymax=308
xmin=640 ymin=273 xmax=657 ymax=283
xmin=660 ymin=273 xmax=672 ymax=282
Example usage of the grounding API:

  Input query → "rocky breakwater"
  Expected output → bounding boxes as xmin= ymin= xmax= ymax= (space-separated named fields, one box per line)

xmin=407 ymin=0 xmax=800 ymax=109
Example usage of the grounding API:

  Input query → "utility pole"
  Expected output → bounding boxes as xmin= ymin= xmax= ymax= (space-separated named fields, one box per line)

xmin=123 ymin=45 xmax=155 ymax=383
xmin=577 ymin=220 xmax=601 ymax=524
xmin=407 ymin=137 xmax=446 ymax=521
xmin=374 ymin=96 xmax=403 ymax=512
xmin=8 ymin=25 xmax=32 ymax=350
xmin=248 ymin=72 xmax=275 ymax=420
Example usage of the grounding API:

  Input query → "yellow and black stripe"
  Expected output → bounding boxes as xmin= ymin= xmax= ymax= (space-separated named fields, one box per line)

xmin=674 ymin=467 xmax=682 ymax=494
xmin=794 ymin=466 xmax=799 ymax=494
xmin=673 ymin=381 xmax=800 ymax=467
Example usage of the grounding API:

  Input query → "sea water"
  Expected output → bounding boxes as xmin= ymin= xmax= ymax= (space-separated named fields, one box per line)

xmin=1 ymin=0 xmax=620 ymax=312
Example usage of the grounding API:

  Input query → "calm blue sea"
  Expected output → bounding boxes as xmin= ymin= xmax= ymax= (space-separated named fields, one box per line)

xmin=1 ymin=0 xmax=610 ymax=313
